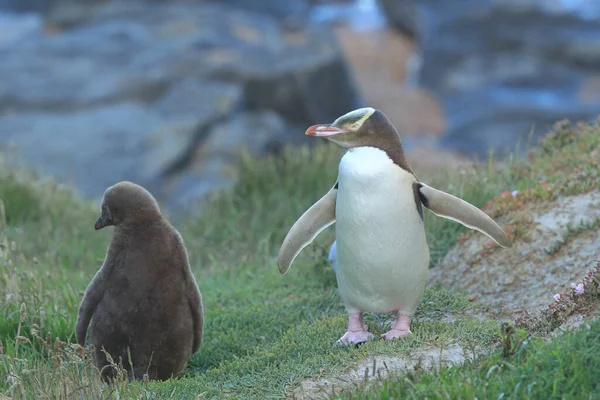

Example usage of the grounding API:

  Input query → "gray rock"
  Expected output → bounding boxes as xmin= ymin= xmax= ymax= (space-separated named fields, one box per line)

xmin=153 ymin=77 xmax=243 ymax=123
xmin=0 ymin=12 xmax=43 ymax=49
xmin=145 ymin=78 xmax=244 ymax=178
xmin=415 ymin=0 xmax=600 ymax=158
xmin=1 ymin=1 xmax=357 ymax=125
xmin=165 ymin=110 xmax=288 ymax=212
xmin=0 ymin=76 xmax=243 ymax=200
xmin=164 ymin=171 xmax=236 ymax=221
xmin=0 ymin=19 xmax=168 ymax=113
xmin=206 ymin=0 xmax=310 ymax=24
xmin=46 ymin=0 xmax=115 ymax=28
xmin=230 ymin=25 xmax=360 ymax=125
xmin=377 ymin=0 xmax=418 ymax=39
xmin=0 ymin=1 xmax=359 ymax=213
xmin=199 ymin=110 xmax=287 ymax=158
xmin=41 ymin=0 xmax=312 ymax=28
xmin=0 ymin=0 xmax=55 ymax=14
xmin=0 ymin=104 xmax=161 ymax=198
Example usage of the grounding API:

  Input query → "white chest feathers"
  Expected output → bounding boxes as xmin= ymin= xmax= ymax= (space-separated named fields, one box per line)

xmin=336 ymin=146 xmax=421 ymax=226
xmin=334 ymin=146 xmax=430 ymax=315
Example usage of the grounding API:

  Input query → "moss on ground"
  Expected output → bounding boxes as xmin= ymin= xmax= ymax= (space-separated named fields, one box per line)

xmin=0 ymin=118 xmax=599 ymax=399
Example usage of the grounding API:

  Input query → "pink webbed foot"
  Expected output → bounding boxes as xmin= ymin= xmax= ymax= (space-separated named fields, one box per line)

xmin=380 ymin=328 xmax=412 ymax=340
xmin=336 ymin=312 xmax=374 ymax=346
xmin=336 ymin=329 xmax=374 ymax=345
xmin=380 ymin=314 xmax=412 ymax=341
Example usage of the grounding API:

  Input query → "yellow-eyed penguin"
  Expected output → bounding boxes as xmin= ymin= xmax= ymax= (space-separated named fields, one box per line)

xmin=277 ymin=107 xmax=509 ymax=345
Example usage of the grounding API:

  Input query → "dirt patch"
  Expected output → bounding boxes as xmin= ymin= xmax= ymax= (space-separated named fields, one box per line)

xmin=428 ymin=191 xmax=600 ymax=319
xmin=287 ymin=343 xmax=469 ymax=399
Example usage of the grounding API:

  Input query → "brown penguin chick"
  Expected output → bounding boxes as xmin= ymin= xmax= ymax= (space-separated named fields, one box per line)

xmin=75 ymin=181 xmax=203 ymax=382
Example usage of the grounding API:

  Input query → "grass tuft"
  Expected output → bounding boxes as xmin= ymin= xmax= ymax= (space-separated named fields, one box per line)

xmin=0 ymin=177 xmax=42 ymax=226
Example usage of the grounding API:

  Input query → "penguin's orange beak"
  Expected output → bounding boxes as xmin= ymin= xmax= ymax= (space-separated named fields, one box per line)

xmin=305 ymin=124 xmax=345 ymax=137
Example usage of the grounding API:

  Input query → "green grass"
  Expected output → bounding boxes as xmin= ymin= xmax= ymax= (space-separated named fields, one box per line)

xmin=346 ymin=317 xmax=600 ymax=400
xmin=0 ymin=118 xmax=599 ymax=399
xmin=0 ymin=145 xmax=498 ymax=400
xmin=0 ymin=174 xmax=43 ymax=226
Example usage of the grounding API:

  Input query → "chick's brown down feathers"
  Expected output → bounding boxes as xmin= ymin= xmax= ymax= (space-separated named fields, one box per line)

xmin=76 ymin=181 xmax=203 ymax=381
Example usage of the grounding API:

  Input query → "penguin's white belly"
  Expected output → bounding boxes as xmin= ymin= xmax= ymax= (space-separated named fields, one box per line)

xmin=334 ymin=146 xmax=430 ymax=315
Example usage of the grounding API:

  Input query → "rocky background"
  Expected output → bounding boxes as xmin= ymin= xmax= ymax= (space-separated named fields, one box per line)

xmin=1 ymin=0 xmax=599 ymax=215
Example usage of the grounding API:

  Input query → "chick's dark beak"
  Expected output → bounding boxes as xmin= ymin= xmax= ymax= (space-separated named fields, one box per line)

xmin=305 ymin=124 xmax=345 ymax=137
xmin=94 ymin=213 xmax=112 ymax=230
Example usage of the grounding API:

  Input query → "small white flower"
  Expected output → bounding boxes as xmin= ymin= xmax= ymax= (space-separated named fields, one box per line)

xmin=553 ymin=293 xmax=561 ymax=302
xmin=575 ymin=283 xmax=584 ymax=295
xmin=511 ymin=190 xmax=520 ymax=197
xmin=571 ymin=282 xmax=576 ymax=289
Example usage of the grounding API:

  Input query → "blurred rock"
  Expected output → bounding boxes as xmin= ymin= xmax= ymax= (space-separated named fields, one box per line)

xmin=377 ymin=0 xmax=417 ymax=39
xmin=0 ymin=0 xmax=54 ymax=14
xmin=416 ymin=0 xmax=600 ymax=158
xmin=152 ymin=78 xmax=243 ymax=124
xmin=0 ymin=12 xmax=43 ymax=49
xmin=0 ymin=20 xmax=168 ymax=113
xmin=165 ymin=110 xmax=287 ymax=213
xmin=0 ymin=103 xmax=166 ymax=197
xmin=206 ymin=0 xmax=310 ymax=25
xmin=27 ymin=0 xmax=313 ymax=29
xmin=146 ymin=78 xmax=244 ymax=178
xmin=332 ymin=23 xmax=443 ymax=138
xmin=0 ymin=1 xmax=359 ymax=212
xmin=0 ymin=2 xmax=357 ymax=120
xmin=198 ymin=110 xmax=287 ymax=159
xmin=232 ymin=27 xmax=359 ymax=125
